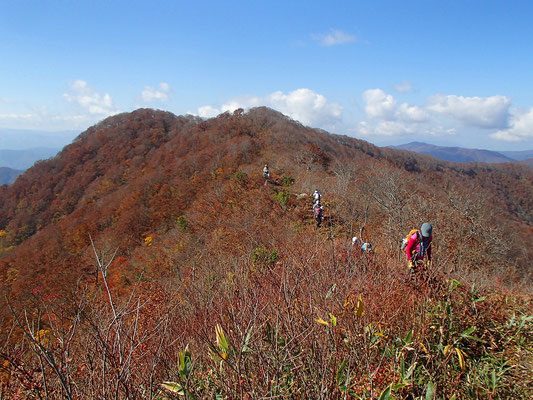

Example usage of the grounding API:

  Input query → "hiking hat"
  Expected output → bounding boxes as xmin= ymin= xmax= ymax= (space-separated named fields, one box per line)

xmin=421 ymin=222 xmax=433 ymax=237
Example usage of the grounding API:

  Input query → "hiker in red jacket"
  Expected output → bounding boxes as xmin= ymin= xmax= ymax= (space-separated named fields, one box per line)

xmin=406 ymin=222 xmax=432 ymax=275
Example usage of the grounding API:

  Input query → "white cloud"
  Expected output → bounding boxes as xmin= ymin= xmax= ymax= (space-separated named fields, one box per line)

xmin=0 ymin=113 xmax=38 ymax=121
xmin=313 ymin=29 xmax=357 ymax=46
xmin=266 ymin=89 xmax=343 ymax=126
xmin=197 ymin=105 xmax=221 ymax=118
xmin=394 ymin=81 xmax=412 ymax=93
xmin=0 ymin=110 xmax=99 ymax=131
xmin=358 ymin=120 xmax=415 ymax=136
xmin=358 ymin=119 xmax=454 ymax=137
xmin=195 ymin=88 xmax=343 ymax=129
xmin=363 ymin=89 xmax=397 ymax=120
xmin=362 ymin=88 xmax=428 ymax=123
xmin=63 ymin=80 xmax=118 ymax=116
xmin=141 ymin=82 xmax=171 ymax=102
xmin=490 ymin=107 xmax=533 ymax=141
xmin=427 ymin=94 xmax=511 ymax=129
xmin=397 ymin=103 xmax=428 ymax=122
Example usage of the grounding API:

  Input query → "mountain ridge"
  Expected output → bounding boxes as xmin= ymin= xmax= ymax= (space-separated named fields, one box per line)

xmin=1 ymin=107 xmax=531 ymax=293
xmin=389 ymin=141 xmax=519 ymax=163
xmin=0 ymin=107 xmax=532 ymax=398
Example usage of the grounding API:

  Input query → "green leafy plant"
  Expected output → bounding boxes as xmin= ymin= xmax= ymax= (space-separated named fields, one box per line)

xmin=281 ymin=176 xmax=295 ymax=186
xmin=177 ymin=215 xmax=188 ymax=232
xmin=273 ymin=190 xmax=290 ymax=208
xmin=251 ymin=245 xmax=279 ymax=265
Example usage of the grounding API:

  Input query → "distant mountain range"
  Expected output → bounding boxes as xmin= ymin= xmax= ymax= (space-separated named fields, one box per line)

xmin=0 ymin=147 xmax=61 ymax=170
xmin=499 ymin=150 xmax=533 ymax=162
xmin=0 ymin=167 xmax=23 ymax=185
xmin=0 ymin=128 xmax=77 ymax=176
xmin=390 ymin=142 xmax=533 ymax=164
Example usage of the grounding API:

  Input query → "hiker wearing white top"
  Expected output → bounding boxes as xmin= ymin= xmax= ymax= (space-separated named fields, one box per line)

xmin=313 ymin=189 xmax=321 ymax=207
xmin=263 ymin=164 xmax=270 ymax=179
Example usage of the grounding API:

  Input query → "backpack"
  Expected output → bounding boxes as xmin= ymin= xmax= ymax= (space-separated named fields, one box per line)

xmin=400 ymin=229 xmax=421 ymax=250
xmin=401 ymin=229 xmax=429 ymax=259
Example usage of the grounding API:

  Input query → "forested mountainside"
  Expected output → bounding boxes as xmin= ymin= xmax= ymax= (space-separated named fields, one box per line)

xmin=0 ymin=108 xmax=531 ymax=399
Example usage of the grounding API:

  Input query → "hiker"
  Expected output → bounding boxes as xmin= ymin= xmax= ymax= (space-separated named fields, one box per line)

xmin=263 ymin=164 xmax=270 ymax=179
xmin=352 ymin=236 xmax=372 ymax=252
xmin=361 ymin=242 xmax=373 ymax=252
xmin=314 ymin=203 xmax=323 ymax=227
xmin=404 ymin=222 xmax=432 ymax=276
xmin=313 ymin=189 xmax=321 ymax=207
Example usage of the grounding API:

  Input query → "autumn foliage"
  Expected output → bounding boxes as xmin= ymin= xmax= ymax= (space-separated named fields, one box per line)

xmin=0 ymin=108 xmax=531 ymax=398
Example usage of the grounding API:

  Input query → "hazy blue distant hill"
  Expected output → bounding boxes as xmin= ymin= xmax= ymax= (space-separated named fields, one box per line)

xmin=500 ymin=150 xmax=533 ymax=161
xmin=0 ymin=148 xmax=60 ymax=170
xmin=0 ymin=167 xmax=23 ymax=185
xmin=390 ymin=142 xmax=516 ymax=163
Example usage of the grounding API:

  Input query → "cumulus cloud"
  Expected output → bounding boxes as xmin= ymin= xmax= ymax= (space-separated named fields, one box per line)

xmin=313 ymin=29 xmax=357 ymax=46
xmin=363 ymin=89 xmax=397 ymax=120
xmin=359 ymin=89 xmax=462 ymax=137
xmin=141 ymin=82 xmax=171 ymax=102
xmin=427 ymin=94 xmax=511 ymax=129
xmin=357 ymin=89 xmax=525 ymax=139
xmin=358 ymin=120 xmax=416 ymax=137
xmin=358 ymin=119 xmax=455 ymax=137
xmin=363 ymin=88 xmax=428 ymax=123
xmin=195 ymin=88 xmax=343 ymax=129
xmin=64 ymin=80 xmax=118 ymax=116
xmin=490 ymin=107 xmax=533 ymax=141
xmin=397 ymin=103 xmax=428 ymax=122
xmin=266 ymin=89 xmax=343 ymax=126
xmin=197 ymin=105 xmax=221 ymax=119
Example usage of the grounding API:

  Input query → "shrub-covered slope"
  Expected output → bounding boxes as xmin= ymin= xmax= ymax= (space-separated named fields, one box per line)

xmin=0 ymin=107 xmax=531 ymax=399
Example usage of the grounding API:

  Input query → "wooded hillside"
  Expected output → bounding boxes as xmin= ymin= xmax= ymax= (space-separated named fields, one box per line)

xmin=0 ymin=107 xmax=531 ymax=399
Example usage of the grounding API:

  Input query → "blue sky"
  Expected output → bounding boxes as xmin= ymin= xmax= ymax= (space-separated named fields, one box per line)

xmin=1 ymin=0 xmax=533 ymax=151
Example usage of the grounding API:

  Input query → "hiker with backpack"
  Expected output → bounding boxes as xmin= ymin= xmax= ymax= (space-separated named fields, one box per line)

xmin=314 ymin=202 xmax=323 ymax=227
xmin=352 ymin=236 xmax=373 ymax=253
xmin=312 ymin=189 xmax=321 ymax=207
xmin=402 ymin=222 xmax=433 ymax=278
xmin=263 ymin=163 xmax=270 ymax=179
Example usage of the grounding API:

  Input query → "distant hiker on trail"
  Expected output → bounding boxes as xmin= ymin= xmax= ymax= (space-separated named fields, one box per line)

xmin=263 ymin=163 xmax=270 ymax=179
xmin=313 ymin=189 xmax=321 ymax=207
xmin=314 ymin=203 xmax=323 ymax=227
xmin=352 ymin=236 xmax=372 ymax=253
xmin=403 ymin=222 xmax=432 ymax=277
xmin=361 ymin=242 xmax=373 ymax=252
